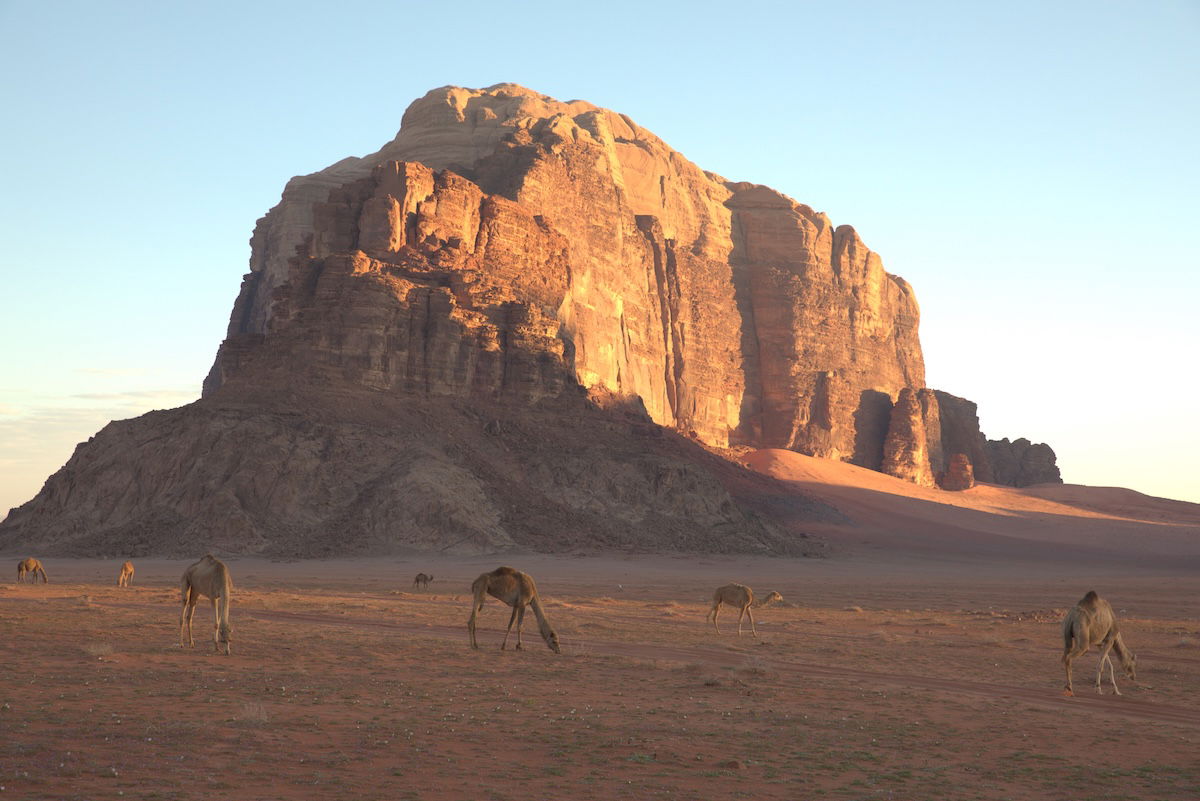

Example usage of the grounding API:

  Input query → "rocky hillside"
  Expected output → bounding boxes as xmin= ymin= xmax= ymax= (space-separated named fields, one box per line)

xmin=0 ymin=84 xmax=1058 ymax=556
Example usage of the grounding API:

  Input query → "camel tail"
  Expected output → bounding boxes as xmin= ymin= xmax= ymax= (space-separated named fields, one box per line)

xmin=471 ymin=575 xmax=489 ymax=611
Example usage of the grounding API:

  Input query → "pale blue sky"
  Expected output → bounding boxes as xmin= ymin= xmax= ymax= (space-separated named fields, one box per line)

xmin=2 ymin=0 xmax=1198 ymax=514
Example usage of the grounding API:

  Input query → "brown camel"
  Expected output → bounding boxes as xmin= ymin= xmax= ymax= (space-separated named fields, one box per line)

xmin=706 ymin=582 xmax=774 ymax=637
xmin=468 ymin=566 xmax=560 ymax=653
xmin=754 ymin=591 xmax=784 ymax=608
xmin=16 ymin=558 xmax=48 ymax=584
xmin=1062 ymin=590 xmax=1137 ymax=696
xmin=118 ymin=560 xmax=135 ymax=588
xmin=413 ymin=572 xmax=433 ymax=589
xmin=180 ymin=555 xmax=233 ymax=655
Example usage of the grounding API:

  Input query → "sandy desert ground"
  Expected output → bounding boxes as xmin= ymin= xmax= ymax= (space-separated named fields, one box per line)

xmin=3 ymin=455 xmax=1198 ymax=800
xmin=1 ymin=551 xmax=1197 ymax=801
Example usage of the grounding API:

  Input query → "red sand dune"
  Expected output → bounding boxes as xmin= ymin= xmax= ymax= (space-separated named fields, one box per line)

xmin=744 ymin=448 xmax=1200 ymax=565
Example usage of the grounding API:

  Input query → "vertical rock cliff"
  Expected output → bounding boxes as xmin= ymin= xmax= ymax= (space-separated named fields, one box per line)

xmin=206 ymin=84 xmax=926 ymax=465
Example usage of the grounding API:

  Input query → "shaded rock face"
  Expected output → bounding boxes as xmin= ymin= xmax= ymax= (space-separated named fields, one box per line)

xmin=940 ymin=453 xmax=976 ymax=491
xmin=0 ymin=392 xmax=832 ymax=557
xmin=206 ymin=83 xmax=924 ymax=460
xmin=881 ymin=388 xmax=936 ymax=487
xmin=878 ymin=389 xmax=1060 ymax=490
xmin=988 ymin=438 xmax=1062 ymax=487
xmin=932 ymin=391 xmax=996 ymax=484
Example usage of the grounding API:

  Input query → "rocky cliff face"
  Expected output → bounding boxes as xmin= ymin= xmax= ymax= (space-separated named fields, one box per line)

xmin=987 ymin=438 xmax=1062 ymax=487
xmin=1 ymin=391 xmax=831 ymax=557
xmin=2 ymin=84 xmax=1058 ymax=556
xmin=206 ymin=84 xmax=924 ymax=460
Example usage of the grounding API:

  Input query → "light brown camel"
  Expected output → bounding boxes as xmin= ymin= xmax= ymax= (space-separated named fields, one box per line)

xmin=754 ymin=591 xmax=784 ymax=608
xmin=1062 ymin=590 xmax=1137 ymax=696
xmin=16 ymin=558 xmax=48 ymax=584
xmin=468 ymin=566 xmax=560 ymax=653
xmin=706 ymin=582 xmax=775 ymax=637
xmin=180 ymin=554 xmax=233 ymax=655
xmin=118 ymin=560 xmax=135 ymax=588
xmin=413 ymin=572 xmax=433 ymax=589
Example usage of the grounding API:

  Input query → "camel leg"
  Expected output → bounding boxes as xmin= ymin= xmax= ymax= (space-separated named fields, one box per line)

xmin=181 ymin=594 xmax=198 ymax=648
xmin=1103 ymin=654 xmax=1121 ymax=696
xmin=711 ymin=602 xmax=723 ymax=635
xmin=515 ymin=606 xmax=527 ymax=650
xmin=468 ymin=605 xmax=481 ymax=649
xmin=747 ymin=605 xmax=758 ymax=638
xmin=501 ymin=604 xmax=519 ymax=650
xmin=736 ymin=605 xmax=746 ymax=636
xmin=211 ymin=598 xmax=221 ymax=653
xmin=186 ymin=602 xmax=198 ymax=647
xmin=1062 ymin=642 xmax=1089 ymax=696
xmin=1096 ymin=642 xmax=1121 ymax=695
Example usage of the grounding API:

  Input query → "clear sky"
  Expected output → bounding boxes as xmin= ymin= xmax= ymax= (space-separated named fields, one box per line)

xmin=2 ymin=0 xmax=1198 ymax=516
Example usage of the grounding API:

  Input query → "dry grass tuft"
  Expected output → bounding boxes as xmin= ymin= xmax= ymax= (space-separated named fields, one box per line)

xmin=82 ymin=643 xmax=114 ymax=658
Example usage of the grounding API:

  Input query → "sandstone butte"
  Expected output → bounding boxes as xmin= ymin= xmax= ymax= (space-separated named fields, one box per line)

xmin=0 ymin=84 xmax=1061 ymax=557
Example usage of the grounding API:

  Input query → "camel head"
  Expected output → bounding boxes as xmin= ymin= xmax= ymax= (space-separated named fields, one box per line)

xmin=763 ymin=591 xmax=784 ymax=605
xmin=217 ymin=622 xmax=232 ymax=655
xmin=542 ymin=628 xmax=561 ymax=654
xmin=1123 ymin=651 xmax=1137 ymax=682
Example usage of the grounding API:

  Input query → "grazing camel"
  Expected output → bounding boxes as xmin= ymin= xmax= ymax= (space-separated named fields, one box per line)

xmin=468 ymin=566 xmax=560 ymax=653
xmin=1062 ymin=590 xmax=1137 ymax=696
xmin=118 ymin=560 xmax=135 ymax=588
xmin=706 ymin=582 xmax=775 ymax=637
xmin=413 ymin=572 xmax=433 ymax=589
xmin=180 ymin=555 xmax=233 ymax=655
xmin=16 ymin=558 xmax=48 ymax=584
xmin=754 ymin=591 xmax=784 ymax=608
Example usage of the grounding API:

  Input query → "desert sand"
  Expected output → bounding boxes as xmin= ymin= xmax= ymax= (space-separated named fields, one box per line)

xmin=2 ymin=455 xmax=1198 ymax=800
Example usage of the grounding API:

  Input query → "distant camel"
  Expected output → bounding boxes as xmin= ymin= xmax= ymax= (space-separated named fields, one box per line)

xmin=16 ymin=558 xmax=48 ymax=584
xmin=180 ymin=555 xmax=233 ymax=655
xmin=468 ymin=566 xmax=560 ymax=653
xmin=1062 ymin=590 xmax=1137 ymax=696
xmin=118 ymin=560 xmax=135 ymax=588
xmin=754 ymin=591 xmax=784 ymax=608
xmin=413 ymin=572 xmax=433 ymax=589
xmin=707 ymin=583 xmax=777 ymax=637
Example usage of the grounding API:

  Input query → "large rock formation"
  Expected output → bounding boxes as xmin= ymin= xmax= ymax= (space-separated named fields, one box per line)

xmin=988 ymin=438 xmax=1062 ymax=487
xmin=1 ymin=84 xmax=1057 ymax=556
xmin=205 ymin=84 xmax=924 ymax=460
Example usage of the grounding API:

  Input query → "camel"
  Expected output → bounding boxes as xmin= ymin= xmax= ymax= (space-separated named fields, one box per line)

xmin=1062 ymin=590 xmax=1137 ymax=696
xmin=118 ymin=560 xmax=135 ymax=588
xmin=16 ymin=558 xmax=48 ymax=584
xmin=707 ymin=582 xmax=777 ymax=637
xmin=413 ymin=572 xmax=433 ymax=589
xmin=467 ymin=566 xmax=560 ymax=653
xmin=180 ymin=554 xmax=233 ymax=655
xmin=754 ymin=591 xmax=784 ymax=608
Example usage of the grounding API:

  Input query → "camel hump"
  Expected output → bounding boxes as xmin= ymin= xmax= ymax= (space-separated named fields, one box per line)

xmin=492 ymin=566 xmax=520 ymax=577
xmin=1081 ymin=590 xmax=1099 ymax=605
